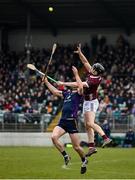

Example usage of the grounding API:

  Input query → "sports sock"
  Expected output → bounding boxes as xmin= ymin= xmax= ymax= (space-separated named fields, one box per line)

xmin=81 ymin=157 xmax=86 ymax=162
xmin=61 ymin=151 xmax=67 ymax=157
xmin=102 ymin=134 xmax=108 ymax=140
xmin=88 ymin=142 xmax=95 ymax=148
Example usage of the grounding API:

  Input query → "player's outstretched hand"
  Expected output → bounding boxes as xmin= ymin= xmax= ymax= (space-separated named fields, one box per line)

xmin=56 ymin=81 xmax=64 ymax=86
xmin=74 ymin=43 xmax=81 ymax=54
xmin=42 ymin=76 xmax=48 ymax=83
xmin=72 ymin=66 xmax=78 ymax=75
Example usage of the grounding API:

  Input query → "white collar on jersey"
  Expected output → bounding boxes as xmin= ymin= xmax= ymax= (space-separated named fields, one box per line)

xmin=90 ymin=75 xmax=101 ymax=79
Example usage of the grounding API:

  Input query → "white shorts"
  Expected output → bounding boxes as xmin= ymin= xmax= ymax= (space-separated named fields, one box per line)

xmin=83 ymin=99 xmax=99 ymax=114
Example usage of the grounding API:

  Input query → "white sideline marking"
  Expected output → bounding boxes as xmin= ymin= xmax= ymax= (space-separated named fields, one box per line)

xmin=61 ymin=159 xmax=134 ymax=176
xmin=62 ymin=159 xmax=134 ymax=168
xmin=62 ymin=160 xmax=120 ymax=166
xmin=61 ymin=164 xmax=71 ymax=170
xmin=61 ymin=163 xmax=79 ymax=171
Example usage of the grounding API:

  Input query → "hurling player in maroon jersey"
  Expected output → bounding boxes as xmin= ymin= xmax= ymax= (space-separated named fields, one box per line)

xmin=75 ymin=44 xmax=112 ymax=155
xmin=57 ymin=44 xmax=112 ymax=156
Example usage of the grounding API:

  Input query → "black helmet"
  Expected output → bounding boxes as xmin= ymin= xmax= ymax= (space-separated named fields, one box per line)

xmin=92 ymin=63 xmax=105 ymax=74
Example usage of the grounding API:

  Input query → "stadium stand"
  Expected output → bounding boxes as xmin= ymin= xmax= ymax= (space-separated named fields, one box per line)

xmin=0 ymin=35 xmax=135 ymax=133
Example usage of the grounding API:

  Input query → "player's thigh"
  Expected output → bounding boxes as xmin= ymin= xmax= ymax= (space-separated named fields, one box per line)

xmin=84 ymin=111 xmax=96 ymax=124
xmin=83 ymin=99 xmax=99 ymax=124
xmin=52 ymin=126 xmax=66 ymax=139
xmin=69 ymin=133 xmax=80 ymax=147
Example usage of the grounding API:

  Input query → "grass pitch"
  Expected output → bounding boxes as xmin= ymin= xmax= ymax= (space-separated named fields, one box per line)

xmin=0 ymin=147 xmax=135 ymax=179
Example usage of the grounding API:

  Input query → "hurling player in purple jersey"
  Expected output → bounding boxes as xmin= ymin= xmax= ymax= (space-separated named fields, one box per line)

xmin=57 ymin=44 xmax=112 ymax=157
xmin=42 ymin=67 xmax=88 ymax=174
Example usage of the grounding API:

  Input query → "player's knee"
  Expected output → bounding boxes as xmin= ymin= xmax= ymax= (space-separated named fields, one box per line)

xmin=85 ymin=125 xmax=89 ymax=131
xmin=73 ymin=145 xmax=80 ymax=151
xmin=51 ymin=134 xmax=58 ymax=143
xmin=86 ymin=121 xmax=94 ymax=128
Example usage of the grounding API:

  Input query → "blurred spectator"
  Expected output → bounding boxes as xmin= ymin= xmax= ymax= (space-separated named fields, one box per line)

xmin=98 ymin=107 xmax=107 ymax=123
xmin=123 ymin=128 xmax=135 ymax=147
xmin=102 ymin=119 xmax=111 ymax=138
xmin=46 ymin=102 xmax=53 ymax=114
xmin=131 ymin=104 xmax=135 ymax=116
xmin=112 ymin=107 xmax=121 ymax=122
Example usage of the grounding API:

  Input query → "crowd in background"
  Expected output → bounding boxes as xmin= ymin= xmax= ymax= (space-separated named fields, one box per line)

xmin=93 ymin=35 xmax=135 ymax=124
xmin=0 ymin=35 xmax=135 ymax=125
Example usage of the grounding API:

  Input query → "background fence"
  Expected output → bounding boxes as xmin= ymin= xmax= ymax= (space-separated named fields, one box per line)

xmin=0 ymin=111 xmax=134 ymax=133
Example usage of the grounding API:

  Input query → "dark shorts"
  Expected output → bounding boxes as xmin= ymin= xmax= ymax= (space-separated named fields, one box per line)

xmin=57 ymin=118 xmax=78 ymax=134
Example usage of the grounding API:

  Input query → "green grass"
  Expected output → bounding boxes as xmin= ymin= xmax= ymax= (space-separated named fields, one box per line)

xmin=0 ymin=147 xmax=135 ymax=179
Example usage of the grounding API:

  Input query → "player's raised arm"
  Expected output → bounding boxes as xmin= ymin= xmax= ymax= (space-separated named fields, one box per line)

xmin=74 ymin=43 xmax=92 ymax=73
xmin=42 ymin=77 xmax=63 ymax=97
xmin=56 ymin=81 xmax=78 ymax=87
xmin=56 ymin=77 xmax=88 ymax=89
xmin=72 ymin=66 xmax=83 ymax=95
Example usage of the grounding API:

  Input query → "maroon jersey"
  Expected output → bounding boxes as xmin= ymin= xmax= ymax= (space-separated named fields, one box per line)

xmin=84 ymin=73 xmax=102 ymax=100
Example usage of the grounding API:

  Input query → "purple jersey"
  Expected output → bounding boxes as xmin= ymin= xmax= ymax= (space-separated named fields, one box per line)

xmin=61 ymin=90 xmax=82 ymax=119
